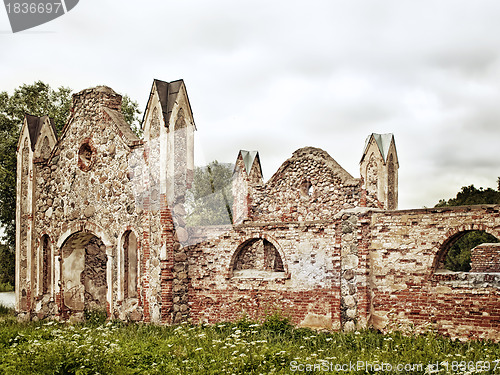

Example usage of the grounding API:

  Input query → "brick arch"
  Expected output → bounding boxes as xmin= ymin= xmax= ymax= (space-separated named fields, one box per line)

xmin=432 ymin=223 xmax=500 ymax=271
xmin=57 ymin=221 xmax=113 ymax=255
xmin=228 ymin=234 xmax=289 ymax=278
xmin=117 ymin=226 xmax=141 ymax=251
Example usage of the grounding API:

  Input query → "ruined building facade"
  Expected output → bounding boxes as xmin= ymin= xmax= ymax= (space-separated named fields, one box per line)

xmin=16 ymin=80 xmax=499 ymax=340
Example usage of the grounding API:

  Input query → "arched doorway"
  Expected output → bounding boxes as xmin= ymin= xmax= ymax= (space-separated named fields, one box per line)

xmin=61 ymin=232 xmax=108 ymax=315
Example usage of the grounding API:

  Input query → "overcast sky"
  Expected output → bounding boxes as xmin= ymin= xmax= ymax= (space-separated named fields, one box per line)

xmin=2 ymin=0 xmax=500 ymax=209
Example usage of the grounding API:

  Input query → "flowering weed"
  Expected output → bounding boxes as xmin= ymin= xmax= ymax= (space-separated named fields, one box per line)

xmin=0 ymin=314 xmax=498 ymax=374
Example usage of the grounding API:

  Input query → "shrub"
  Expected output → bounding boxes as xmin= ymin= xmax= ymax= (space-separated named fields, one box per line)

xmin=262 ymin=310 xmax=293 ymax=334
xmin=0 ymin=318 xmax=498 ymax=374
xmin=83 ymin=308 xmax=107 ymax=325
xmin=0 ymin=302 xmax=13 ymax=316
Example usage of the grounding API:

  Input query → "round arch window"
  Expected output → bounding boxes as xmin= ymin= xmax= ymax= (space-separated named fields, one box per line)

xmin=78 ymin=141 xmax=94 ymax=171
xmin=300 ymin=180 xmax=313 ymax=197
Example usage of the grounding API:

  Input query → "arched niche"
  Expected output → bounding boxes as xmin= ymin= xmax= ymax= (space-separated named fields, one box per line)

xmin=366 ymin=153 xmax=378 ymax=195
xmin=120 ymin=230 xmax=138 ymax=300
xmin=230 ymin=237 xmax=288 ymax=279
xmin=387 ymin=153 xmax=396 ymax=210
xmin=19 ymin=138 xmax=30 ymax=310
xmin=40 ymin=234 xmax=52 ymax=296
xmin=149 ymin=106 xmax=160 ymax=139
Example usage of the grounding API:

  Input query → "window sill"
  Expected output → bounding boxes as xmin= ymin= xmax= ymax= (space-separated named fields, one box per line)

xmin=232 ymin=270 xmax=288 ymax=280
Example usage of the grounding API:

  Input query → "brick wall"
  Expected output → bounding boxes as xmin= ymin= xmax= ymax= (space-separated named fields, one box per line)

xmin=361 ymin=206 xmax=500 ymax=341
xmin=187 ymin=222 xmax=342 ymax=330
xmin=471 ymin=243 xmax=500 ymax=272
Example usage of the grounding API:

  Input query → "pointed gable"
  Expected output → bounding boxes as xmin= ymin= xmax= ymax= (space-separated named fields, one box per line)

xmin=22 ymin=114 xmax=57 ymax=152
xmin=237 ymin=150 xmax=262 ymax=175
xmin=268 ymin=147 xmax=357 ymax=186
xmin=142 ymin=79 xmax=196 ymax=132
xmin=55 ymin=86 xmax=140 ymax=150
xmin=361 ymin=133 xmax=397 ymax=164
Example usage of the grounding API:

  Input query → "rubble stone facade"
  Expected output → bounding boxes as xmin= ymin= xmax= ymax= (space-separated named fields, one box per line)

xmin=16 ymin=79 xmax=499 ymax=341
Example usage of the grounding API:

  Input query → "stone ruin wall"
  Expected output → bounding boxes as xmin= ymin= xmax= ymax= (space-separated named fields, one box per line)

xmin=471 ymin=243 xmax=500 ymax=273
xmin=15 ymin=80 xmax=500 ymax=341
xmin=20 ymin=82 xmax=196 ymax=325
xmin=186 ymin=205 xmax=500 ymax=341
xmin=59 ymin=234 xmax=107 ymax=315
xmin=23 ymin=86 xmax=187 ymax=324
xmin=30 ymin=87 xmax=145 ymax=320
xmin=241 ymin=147 xmax=380 ymax=223
xmin=358 ymin=206 xmax=500 ymax=341
xmin=187 ymin=222 xmax=342 ymax=330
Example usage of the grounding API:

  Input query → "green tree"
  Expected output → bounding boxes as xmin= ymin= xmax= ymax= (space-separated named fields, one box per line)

xmin=436 ymin=181 xmax=500 ymax=271
xmin=0 ymin=82 xmax=73 ymax=256
xmin=0 ymin=243 xmax=14 ymax=285
xmin=186 ymin=161 xmax=234 ymax=226
xmin=435 ymin=184 xmax=500 ymax=207
xmin=0 ymin=81 xmax=142 ymax=286
xmin=121 ymin=94 xmax=142 ymax=136
xmin=445 ymin=231 xmax=498 ymax=272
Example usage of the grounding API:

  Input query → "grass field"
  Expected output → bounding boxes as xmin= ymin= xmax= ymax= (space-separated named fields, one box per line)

xmin=0 ymin=306 xmax=498 ymax=374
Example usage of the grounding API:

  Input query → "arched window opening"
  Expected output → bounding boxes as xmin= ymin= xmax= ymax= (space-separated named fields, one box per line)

xmin=438 ymin=230 xmax=499 ymax=272
xmin=366 ymin=154 xmax=378 ymax=195
xmin=122 ymin=230 xmax=138 ymax=299
xmin=78 ymin=141 xmax=94 ymax=171
xmin=149 ymin=107 xmax=160 ymax=139
xmin=41 ymin=234 xmax=51 ymax=295
xmin=232 ymin=238 xmax=285 ymax=278
xmin=40 ymin=136 xmax=51 ymax=159
xmin=19 ymin=139 xmax=29 ymax=310
xmin=174 ymin=108 xmax=188 ymax=197
xmin=300 ymin=180 xmax=313 ymax=197
xmin=387 ymin=154 xmax=396 ymax=210
xmin=30 ymin=237 xmax=37 ymax=299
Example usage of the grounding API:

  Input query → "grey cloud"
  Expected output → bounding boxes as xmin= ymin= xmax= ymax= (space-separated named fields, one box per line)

xmin=3 ymin=0 xmax=500 ymax=211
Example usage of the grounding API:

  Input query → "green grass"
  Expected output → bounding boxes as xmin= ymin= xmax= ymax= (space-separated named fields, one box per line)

xmin=0 ymin=313 xmax=498 ymax=374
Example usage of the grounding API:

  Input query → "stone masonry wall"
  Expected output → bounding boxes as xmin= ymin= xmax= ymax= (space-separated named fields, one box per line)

xmin=184 ymin=205 xmax=500 ymax=340
xmin=32 ymin=87 xmax=144 ymax=320
xmin=249 ymin=148 xmax=379 ymax=223
xmin=18 ymin=81 xmax=195 ymax=326
xmin=16 ymin=81 xmax=500 ymax=342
